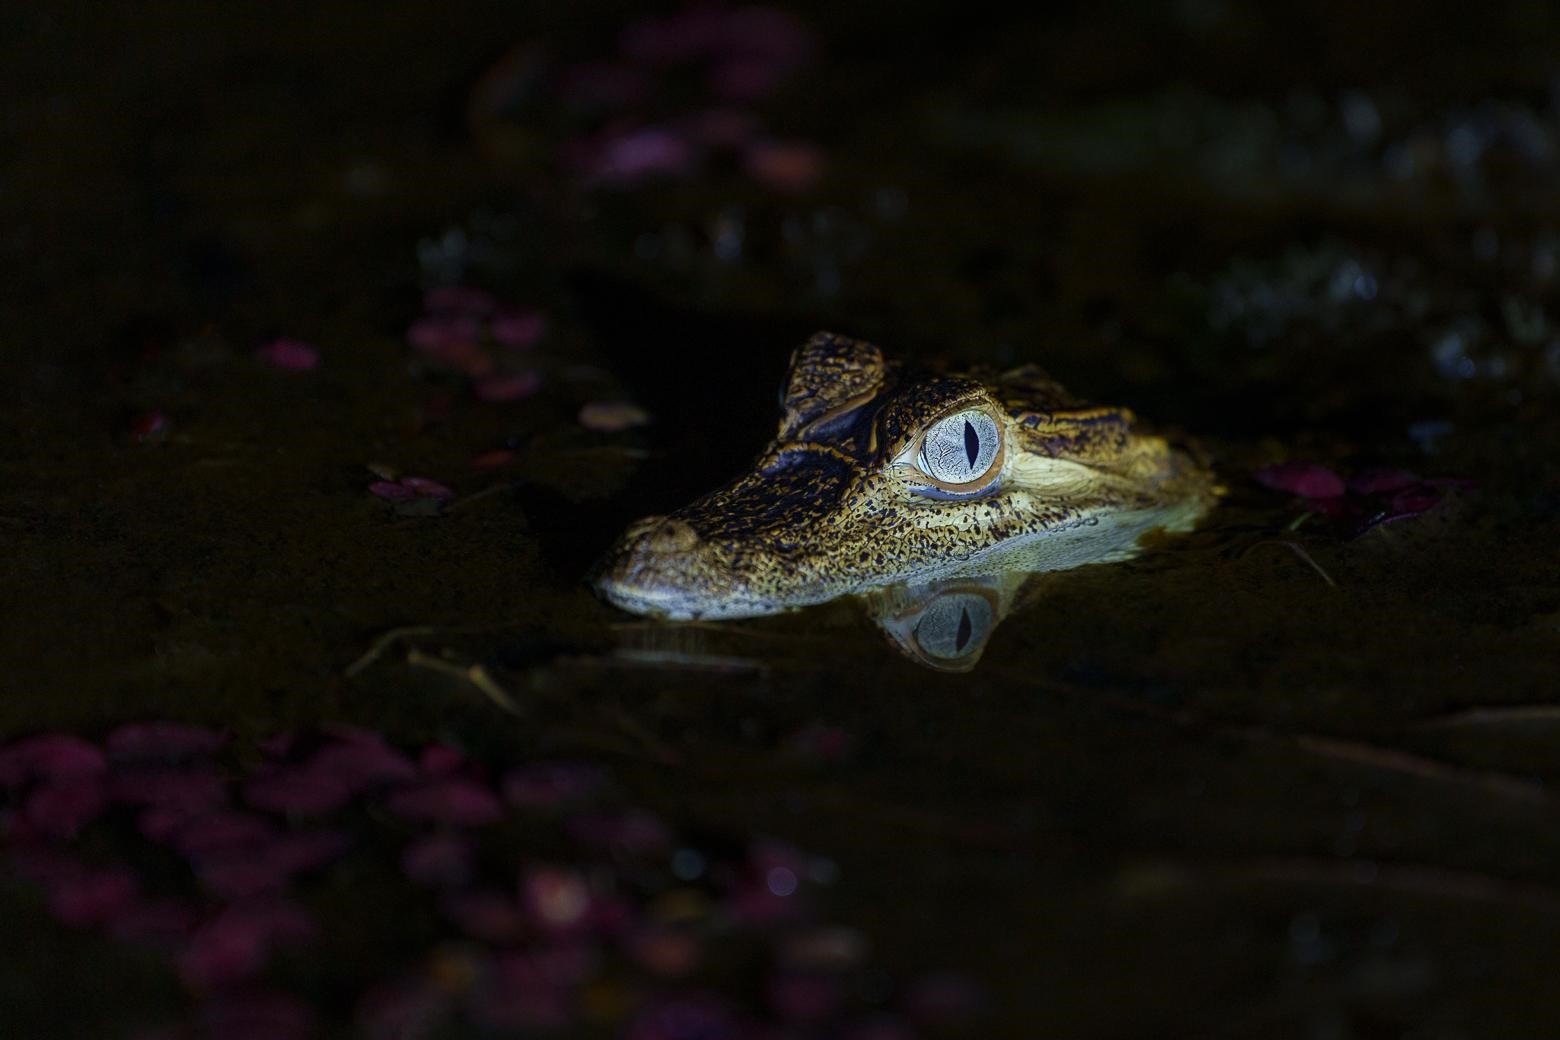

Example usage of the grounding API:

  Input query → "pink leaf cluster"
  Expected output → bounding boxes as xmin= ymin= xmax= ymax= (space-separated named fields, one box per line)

xmin=1254 ymin=461 xmax=1472 ymax=536
xmin=1 ymin=722 xmax=978 ymax=1040
xmin=406 ymin=287 xmax=545 ymax=403
xmin=255 ymin=338 xmax=320 ymax=372
xmin=367 ymin=475 xmax=455 ymax=504
xmin=550 ymin=6 xmax=824 ymax=191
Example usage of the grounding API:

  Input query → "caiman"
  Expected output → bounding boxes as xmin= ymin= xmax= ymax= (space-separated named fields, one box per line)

xmin=594 ymin=332 xmax=1215 ymax=621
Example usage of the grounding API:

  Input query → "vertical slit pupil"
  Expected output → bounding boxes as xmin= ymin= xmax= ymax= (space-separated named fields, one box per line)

xmin=963 ymin=419 xmax=980 ymax=468
xmin=955 ymin=606 xmax=973 ymax=651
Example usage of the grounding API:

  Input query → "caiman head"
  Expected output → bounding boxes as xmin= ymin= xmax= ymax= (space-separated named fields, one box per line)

xmin=594 ymin=332 xmax=1215 ymax=620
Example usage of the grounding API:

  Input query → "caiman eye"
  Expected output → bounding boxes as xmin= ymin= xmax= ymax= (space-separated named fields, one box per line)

xmin=913 ymin=408 xmax=1002 ymax=493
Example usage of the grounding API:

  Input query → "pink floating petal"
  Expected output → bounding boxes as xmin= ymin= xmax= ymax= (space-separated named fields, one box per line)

xmin=399 ymin=476 xmax=456 ymax=501
xmin=502 ymin=761 xmax=607 ymax=810
xmin=471 ymin=448 xmax=517 ymax=469
xmin=779 ymin=926 xmax=868 ymax=971
xmin=179 ymin=900 xmax=315 ymax=988
xmin=179 ymin=921 xmax=267 ymax=987
xmin=625 ymin=925 xmax=702 ymax=977
xmin=418 ymin=338 xmax=496 ymax=376
xmin=1389 ymin=484 xmax=1443 ymax=516
xmin=0 ymin=733 xmax=106 ymax=787
xmin=386 ymin=778 xmax=503 ymax=827
xmin=110 ymin=765 xmax=227 ymax=812
xmin=1346 ymin=467 xmax=1419 ymax=495
xmin=243 ymin=766 xmax=355 ymax=816
xmin=195 ymin=830 xmax=348 ymax=898
xmin=24 ymin=775 xmax=106 ymax=838
xmin=419 ymin=744 xmax=465 ymax=776
xmin=489 ymin=309 xmax=546 ymax=349
xmin=308 ymin=733 xmax=419 ymax=791
xmin=783 ymin=723 xmax=855 ymax=763
xmin=140 ymin=803 xmax=212 ymax=842
xmin=567 ymin=809 xmax=670 ymax=855
xmin=578 ymin=401 xmax=651 ymax=432
xmin=369 ymin=480 xmax=417 ymax=502
xmin=256 ymin=338 xmax=319 ymax=372
xmin=586 ymin=126 xmax=697 ymax=185
xmin=128 ymin=410 xmax=172 ymax=445
xmin=587 ymin=891 xmax=633 ymax=935
xmin=743 ymin=139 xmax=825 ymax=193
xmin=682 ymin=108 xmax=759 ymax=149
xmin=47 ymin=866 xmax=137 ymax=928
xmin=521 ymin=866 xmax=592 ymax=931
xmin=1253 ymin=461 xmax=1346 ymax=500
xmin=473 ymin=371 xmax=542 ymax=403
xmin=235 ymin=897 xmax=317 ymax=944
xmin=725 ymin=879 xmax=806 ymax=926
xmin=408 ymin=315 xmax=482 ymax=351
xmin=107 ymin=721 xmax=225 ymax=762
xmin=423 ymin=286 xmax=497 ymax=317
xmin=401 ymin=833 xmax=474 ymax=888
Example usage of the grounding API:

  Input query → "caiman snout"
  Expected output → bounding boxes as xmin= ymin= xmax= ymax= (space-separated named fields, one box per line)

xmin=594 ymin=515 xmax=736 ymax=619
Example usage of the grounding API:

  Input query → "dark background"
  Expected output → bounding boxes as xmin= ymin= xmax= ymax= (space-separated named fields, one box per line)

xmin=4 ymin=2 xmax=1560 ymax=1037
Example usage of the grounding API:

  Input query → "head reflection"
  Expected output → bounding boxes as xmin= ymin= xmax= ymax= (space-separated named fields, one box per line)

xmin=863 ymin=572 xmax=1031 ymax=673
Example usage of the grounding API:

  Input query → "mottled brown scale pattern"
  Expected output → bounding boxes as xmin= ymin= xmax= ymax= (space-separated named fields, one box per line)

xmin=595 ymin=332 xmax=1217 ymax=620
xmin=777 ymin=332 xmax=888 ymax=439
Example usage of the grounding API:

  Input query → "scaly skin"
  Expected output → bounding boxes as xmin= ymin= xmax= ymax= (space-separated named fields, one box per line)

xmin=595 ymin=332 xmax=1217 ymax=620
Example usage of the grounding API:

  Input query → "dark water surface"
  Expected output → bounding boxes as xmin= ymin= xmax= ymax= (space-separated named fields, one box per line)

xmin=6 ymin=2 xmax=1560 ymax=1037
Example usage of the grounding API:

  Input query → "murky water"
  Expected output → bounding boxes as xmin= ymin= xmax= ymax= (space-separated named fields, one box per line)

xmin=5 ymin=2 xmax=1560 ymax=1037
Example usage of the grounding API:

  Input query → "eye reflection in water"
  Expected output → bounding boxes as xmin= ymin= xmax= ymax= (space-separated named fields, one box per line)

xmin=861 ymin=572 xmax=1028 ymax=673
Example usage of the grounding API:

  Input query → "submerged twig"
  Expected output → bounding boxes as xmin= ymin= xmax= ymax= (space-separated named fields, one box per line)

xmin=602 ymin=648 xmax=769 ymax=676
xmin=1286 ymin=733 xmax=1550 ymax=804
xmin=1414 ymin=704 xmax=1560 ymax=729
xmin=345 ymin=625 xmax=446 ymax=678
xmin=1241 ymin=539 xmax=1338 ymax=587
xmin=405 ymin=648 xmax=523 ymax=716
xmin=986 ymin=666 xmax=1555 ymax=809
xmin=344 ymin=623 xmax=528 ymax=678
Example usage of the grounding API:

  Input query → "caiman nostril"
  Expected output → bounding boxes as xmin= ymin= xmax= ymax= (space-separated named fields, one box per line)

xmin=642 ymin=518 xmax=700 ymax=555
